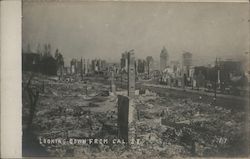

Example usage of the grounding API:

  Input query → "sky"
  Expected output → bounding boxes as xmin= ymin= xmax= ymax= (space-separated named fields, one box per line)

xmin=22 ymin=1 xmax=249 ymax=66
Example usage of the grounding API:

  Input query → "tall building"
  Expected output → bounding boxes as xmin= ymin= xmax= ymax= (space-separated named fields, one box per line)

xmin=160 ymin=47 xmax=169 ymax=71
xmin=182 ymin=52 xmax=193 ymax=77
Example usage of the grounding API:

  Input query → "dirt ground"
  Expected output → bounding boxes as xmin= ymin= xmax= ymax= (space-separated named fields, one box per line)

xmin=22 ymin=72 xmax=249 ymax=158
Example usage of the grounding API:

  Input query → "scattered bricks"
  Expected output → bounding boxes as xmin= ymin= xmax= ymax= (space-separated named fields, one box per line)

xmin=145 ymin=89 xmax=150 ymax=95
xmin=100 ymin=90 xmax=109 ymax=96
xmin=89 ymin=102 xmax=99 ymax=107
xmin=139 ymin=89 xmax=146 ymax=95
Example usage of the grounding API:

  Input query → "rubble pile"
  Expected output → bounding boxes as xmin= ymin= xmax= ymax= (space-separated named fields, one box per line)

xmin=22 ymin=73 xmax=247 ymax=158
xmin=133 ymin=89 xmax=247 ymax=157
xmin=22 ymin=73 xmax=120 ymax=157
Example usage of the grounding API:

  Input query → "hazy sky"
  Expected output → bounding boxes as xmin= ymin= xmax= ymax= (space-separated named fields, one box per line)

xmin=22 ymin=1 xmax=249 ymax=66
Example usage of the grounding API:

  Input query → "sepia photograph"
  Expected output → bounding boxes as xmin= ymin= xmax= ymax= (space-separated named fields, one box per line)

xmin=21 ymin=1 xmax=249 ymax=158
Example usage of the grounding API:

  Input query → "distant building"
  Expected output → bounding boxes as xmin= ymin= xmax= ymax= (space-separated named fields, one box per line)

xmin=91 ymin=59 xmax=98 ymax=72
xmin=218 ymin=60 xmax=244 ymax=76
xmin=218 ymin=60 xmax=245 ymax=85
xmin=170 ymin=61 xmax=180 ymax=73
xmin=82 ymin=59 xmax=90 ymax=74
xmin=70 ymin=59 xmax=77 ymax=74
xmin=137 ymin=59 xmax=146 ymax=73
xmin=160 ymin=61 xmax=182 ymax=87
xmin=120 ymin=52 xmax=129 ymax=72
xmin=76 ymin=61 xmax=82 ymax=74
xmin=146 ymin=56 xmax=154 ymax=73
xmin=108 ymin=63 xmax=120 ymax=74
xmin=182 ymin=52 xmax=193 ymax=77
xmin=91 ymin=59 xmax=107 ymax=73
xmin=100 ymin=60 xmax=107 ymax=71
xmin=193 ymin=60 xmax=246 ymax=89
xmin=193 ymin=66 xmax=208 ymax=88
xmin=91 ymin=59 xmax=96 ymax=72
xmin=160 ymin=47 xmax=168 ymax=71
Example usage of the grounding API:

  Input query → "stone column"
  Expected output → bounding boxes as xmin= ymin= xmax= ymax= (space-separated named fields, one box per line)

xmin=117 ymin=50 xmax=137 ymax=144
xmin=87 ymin=59 xmax=89 ymax=73
xmin=117 ymin=95 xmax=129 ymax=142
xmin=127 ymin=52 xmax=135 ymax=97
xmin=117 ymin=95 xmax=136 ymax=143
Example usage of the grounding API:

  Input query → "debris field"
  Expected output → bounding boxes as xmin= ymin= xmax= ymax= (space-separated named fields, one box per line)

xmin=22 ymin=73 xmax=248 ymax=158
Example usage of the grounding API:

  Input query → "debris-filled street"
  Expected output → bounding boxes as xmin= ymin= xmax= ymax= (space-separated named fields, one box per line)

xmin=22 ymin=72 xmax=248 ymax=158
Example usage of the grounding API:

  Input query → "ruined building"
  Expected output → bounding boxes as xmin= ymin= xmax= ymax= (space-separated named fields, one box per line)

xmin=146 ymin=56 xmax=154 ymax=73
xmin=182 ymin=52 xmax=193 ymax=77
xmin=120 ymin=52 xmax=129 ymax=72
xmin=160 ymin=47 xmax=169 ymax=72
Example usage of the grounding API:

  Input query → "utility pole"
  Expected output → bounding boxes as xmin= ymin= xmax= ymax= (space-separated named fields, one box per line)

xmin=214 ymin=58 xmax=218 ymax=103
xmin=217 ymin=58 xmax=221 ymax=90
xmin=147 ymin=60 xmax=150 ymax=79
